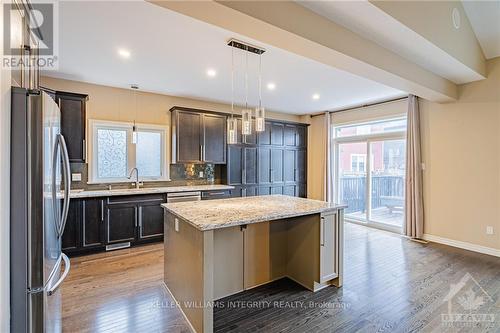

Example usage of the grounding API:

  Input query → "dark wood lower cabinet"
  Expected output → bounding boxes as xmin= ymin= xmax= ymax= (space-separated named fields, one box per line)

xmin=105 ymin=204 xmax=137 ymax=244
xmin=62 ymin=194 xmax=166 ymax=256
xmin=82 ymin=198 xmax=105 ymax=248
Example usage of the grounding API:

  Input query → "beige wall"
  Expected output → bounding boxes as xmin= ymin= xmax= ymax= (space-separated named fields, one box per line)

xmin=40 ymin=77 xmax=302 ymax=125
xmin=420 ymin=57 xmax=500 ymax=251
xmin=307 ymin=57 xmax=500 ymax=253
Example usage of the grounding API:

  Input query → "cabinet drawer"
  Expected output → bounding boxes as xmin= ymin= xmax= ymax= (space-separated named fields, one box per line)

xmin=107 ymin=194 xmax=165 ymax=205
xmin=201 ymin=190 xmax=231 ymax=200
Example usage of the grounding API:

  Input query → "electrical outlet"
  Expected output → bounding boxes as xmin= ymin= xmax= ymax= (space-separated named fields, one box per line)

xmin=72 ymin=173 xmax=82 ymax=181
xmin=486 ymin=226 xmax=494 ymax=235
xmin=199 ymin=171 xmax=204 ymax=178
xmin=175 ymin=218 xmax=179 ymax=232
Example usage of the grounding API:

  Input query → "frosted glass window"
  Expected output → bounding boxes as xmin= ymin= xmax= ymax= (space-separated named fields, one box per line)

xmin=97 ymin=128 xmax=127 ymax=179
xmin=136 ymin=131 xmax=162 ymax=178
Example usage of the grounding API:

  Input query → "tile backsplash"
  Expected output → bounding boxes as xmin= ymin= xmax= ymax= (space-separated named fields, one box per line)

xmin=70 ymin=162 xmax=222 ymax=190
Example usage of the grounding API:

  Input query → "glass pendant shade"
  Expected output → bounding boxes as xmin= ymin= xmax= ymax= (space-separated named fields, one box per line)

xmin=132 ymin=124 xmax=138 ymax=144
xmin=241 ymin=108 xmax=252 ymax=135
xmin=227 ymin=117 xmax=238 ymax=144
xmin=255 ymin=107 xmax=265 ymax=132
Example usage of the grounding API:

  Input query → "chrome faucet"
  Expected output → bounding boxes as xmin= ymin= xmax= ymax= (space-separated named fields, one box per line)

xmin=127 ymin=168 xmax=142 ymax=189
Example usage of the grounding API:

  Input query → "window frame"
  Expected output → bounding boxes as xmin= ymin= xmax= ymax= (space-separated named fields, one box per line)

xmin=88 ymin=119 xmax=170 ymax=184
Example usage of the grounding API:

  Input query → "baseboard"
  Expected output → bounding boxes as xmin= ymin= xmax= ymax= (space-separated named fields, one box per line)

xmin=423 ymin=234 xmax=500 ymax=258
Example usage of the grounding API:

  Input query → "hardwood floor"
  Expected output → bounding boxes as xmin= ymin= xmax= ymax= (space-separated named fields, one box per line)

xmin=62 ymin=223 xmax=500 ymax=333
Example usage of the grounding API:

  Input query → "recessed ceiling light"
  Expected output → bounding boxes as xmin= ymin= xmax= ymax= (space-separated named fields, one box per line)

xmin=118 ymin=48 xmax=131 ymax=59
xmin=206 ymin=68 xmax=217 ymax=77
xmin=267 ymin=82 xmax=276 ymax=91
xmin=312 ymin=93 xmax=320 ymax=100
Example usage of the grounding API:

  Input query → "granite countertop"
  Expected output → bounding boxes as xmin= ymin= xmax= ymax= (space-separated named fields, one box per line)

xmin=161 ymin=195 xmax=347 ymax=231
xmin=69 ymin=184 xmax=234 ymax=199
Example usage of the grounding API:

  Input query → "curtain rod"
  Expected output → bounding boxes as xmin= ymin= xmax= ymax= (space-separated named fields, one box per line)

xmin=310 ymin=95 xmax=408 ymax=117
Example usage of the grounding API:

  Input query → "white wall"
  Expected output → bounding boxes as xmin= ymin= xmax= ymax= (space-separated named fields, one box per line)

xmin=0 ymin=1 xmax=12 ymax=330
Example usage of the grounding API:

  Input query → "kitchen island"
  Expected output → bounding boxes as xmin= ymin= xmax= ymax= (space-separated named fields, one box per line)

xmin=161 ymin=195 xmax=346 ymax=333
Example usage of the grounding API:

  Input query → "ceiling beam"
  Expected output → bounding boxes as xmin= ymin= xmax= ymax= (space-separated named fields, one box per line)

xmin=150 ymin=0 xmax=457 ymax=102
xmin=370 ymin=0 xmax=486 ymax=80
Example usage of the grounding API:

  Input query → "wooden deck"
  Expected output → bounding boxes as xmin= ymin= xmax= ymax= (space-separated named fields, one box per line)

xmin=348 ymin=206 xmax=404 ymax=227
xmin=62 ymin=224 xmax=500 ymax=332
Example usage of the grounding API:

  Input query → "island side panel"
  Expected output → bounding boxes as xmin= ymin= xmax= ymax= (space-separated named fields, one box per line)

xmin=213 ymin=226 xmax=244 ymax=300
xmin=164 ymin=212 xmax=214 ymax=333
xmin=285 ymin=214 xmax=321 ymax=291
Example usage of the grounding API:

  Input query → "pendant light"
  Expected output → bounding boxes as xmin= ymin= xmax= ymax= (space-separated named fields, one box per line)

xmin=241 ymin=45 xmax=252 ymax=136
xmin=255 ymin=51 xmax=265 ymax=132
xmin=227 ymin=44 xmax=238 ymax=144
xmin=131 ymin=84 xmax=139 ymax=144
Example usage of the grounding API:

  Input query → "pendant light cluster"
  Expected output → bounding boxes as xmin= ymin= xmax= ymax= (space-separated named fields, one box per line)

xmin=227 ymin=39 xmax=266 ymax=144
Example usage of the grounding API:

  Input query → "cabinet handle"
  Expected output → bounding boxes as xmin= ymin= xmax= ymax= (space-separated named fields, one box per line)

xmin=101 ymin=200 xmax=104 ymax=222
xmin=82 ymin=139 xmax=86 ymax=161
xmin=270 ymin=169 xmax=274 ymax=183
xmin=200 ymin=145 xmax=203 ymax=161
xmin=320 ymin=217 xmax=325 ymax=246
xmin=243 ymin=169 xmax=246 ymax=184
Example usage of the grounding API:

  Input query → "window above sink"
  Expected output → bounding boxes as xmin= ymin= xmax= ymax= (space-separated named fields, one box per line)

xmin=87 ymin=119 xmax=170 ymax=184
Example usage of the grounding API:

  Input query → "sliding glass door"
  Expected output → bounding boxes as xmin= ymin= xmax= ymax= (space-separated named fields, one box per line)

xmin=334 ymin=118 xmax=406 ymax=232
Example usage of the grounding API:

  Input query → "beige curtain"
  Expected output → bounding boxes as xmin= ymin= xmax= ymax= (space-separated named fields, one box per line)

xmin=405 ymin=95 xmax=424 ymax=238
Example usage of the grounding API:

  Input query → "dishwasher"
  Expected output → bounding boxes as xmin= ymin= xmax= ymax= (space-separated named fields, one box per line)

xmin=166 ymin=191 xmax=202 ymax=203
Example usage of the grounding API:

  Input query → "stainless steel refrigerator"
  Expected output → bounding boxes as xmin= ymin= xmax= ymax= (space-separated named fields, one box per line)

xmin=11 ymin=88 xmax=72 ymax=333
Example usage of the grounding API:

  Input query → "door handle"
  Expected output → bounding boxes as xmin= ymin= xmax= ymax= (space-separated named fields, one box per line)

xmin=58 ymin=134 xmax=72 ymax=238
xmin=47 ymin=253 xmax=70 ymax=296
xmin=101 ymin=200 xmax=104 ymax=222
xmin=200 ymin=145 xmax=203 ymax=161
xmin=82 ymin=139 xmax=86 ymax=161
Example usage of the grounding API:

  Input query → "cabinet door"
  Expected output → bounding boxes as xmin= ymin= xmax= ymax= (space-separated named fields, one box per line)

xmin=243 ymin=147 xmax=258 ymax=184
xmin=105 ymin=204 xmax=137 ymax=244
xmin=258 ymin=147 xmax=272 ymax=184
xmin=176 ymin=111 xmax=202 ymax=163
xmin=296 ymin=126 xmax=306 ymax=147
xmin=230 ymin=186 xmax=244 ymax=198
xmin=271 ymin=149 xmax=283 ymax=183
xmin=82 ymin=198 xmax=105 ymax=248
xmin=257 ymin=122 xmax=272 ymax=145
xmin=271 ymin=186 xmax=283 ymax=195
xmin=228 ymin=145 xmax=243 ymax=185
xmin=243 ymin=120 xmax=257 ymax=144
xmin=284 ymin=125 xmax=297 ymax=147
xmin=296 ymin=184 xmax=307 ymax=198
xmin=283 ymin=185 xmax=295 ymax=196
xmin=58 ymin=93 xmax=87 ymax=163
xmin=271 ymin=123 xmax=284 ymax=146
xmin=258 ymin=186 xmax=271 ymax=195
xmin=296 ymin=149 xmax=306 ymax=183
xmin=203 ymin=114 xmax=226 ymax=163
xmin=244 ymin=187 xmax=257 ymax=197
xmin=283 ymin=150 xmax=296 ymax=183
xmin=62 ymin=199 xmax=82 ymax=252
xmin=320 ymin=213 xmax=338 ymax=282
xmin=138 ymin=202 xmax=164 ymax=240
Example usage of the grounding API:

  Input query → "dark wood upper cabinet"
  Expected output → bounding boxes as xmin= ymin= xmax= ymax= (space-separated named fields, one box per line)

xmin=82 ymin=198 xmax=105 ymax=248
xmin=296 ymin=126 xmax=306 ymax=147
xmin=271 ymin=148 xmax=284 ymax=183
xmin=257 ymin=122 xmax=272 ymax=145
xmin=203 ymin=114 xmax=226 ymax=164
xmin=284 ymin=125 xmax=297 ymax=147
xmin=283 ymin=150 xmax=296 ymax=183
xmin=228 ymin=145 xmax=243 ymax=185
xmin=171 ymin=108 xmax=226 ymax=164
xmin=175 ymin=110 xmax=203 ymax=163
xmin=244 ymin=147 xmax=258 ymax=184
xmin=271 ymin=123 xmax=284 ymax=146
xmin=57 ymin=91 xmax=88 ymax=163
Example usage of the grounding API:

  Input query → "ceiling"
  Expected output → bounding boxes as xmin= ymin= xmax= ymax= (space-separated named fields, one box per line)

xmin=299 ymin=1 xmax=486 ymax=84
xmin=462 ymin=0 xmax=500 ymax=60
xmin=42 ymin=1 xmax=404 ymax=115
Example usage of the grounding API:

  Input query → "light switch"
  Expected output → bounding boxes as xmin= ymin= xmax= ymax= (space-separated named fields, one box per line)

xmin=174 ymin=218 xmax=179 ymax=232
xmin=72 ymin=173 xmax=82 ymax=181
xmin=486 ymin=226 xmax=494 ymax=235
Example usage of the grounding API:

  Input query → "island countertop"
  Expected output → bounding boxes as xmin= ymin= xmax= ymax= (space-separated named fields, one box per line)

xmin=161 ymin=195 xmax=346 ymax=231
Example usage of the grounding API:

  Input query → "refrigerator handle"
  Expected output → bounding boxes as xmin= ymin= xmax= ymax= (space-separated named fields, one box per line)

xmin=47 ymin=253 xmax=71 ymax=296
xmin=58 ymin=134 xmax=72 ymax=238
